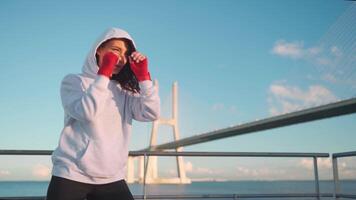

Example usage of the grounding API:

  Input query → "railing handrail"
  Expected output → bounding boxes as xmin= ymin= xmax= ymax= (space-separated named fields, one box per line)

xmin=0 ymin=149 xmax=329 ymax=157
xmin=0 ymin=150 xmax=53 ymax=155
xmin=333 ymin=151 xmax=356 ymax=158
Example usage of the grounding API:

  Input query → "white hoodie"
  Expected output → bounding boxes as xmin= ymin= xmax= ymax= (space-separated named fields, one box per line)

xmin=51 ymin=28 xmax=160 ymax=184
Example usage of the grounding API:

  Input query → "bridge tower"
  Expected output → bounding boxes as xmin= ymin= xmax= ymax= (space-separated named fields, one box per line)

xmin=127 ymin=81 xmax=191 ymax=184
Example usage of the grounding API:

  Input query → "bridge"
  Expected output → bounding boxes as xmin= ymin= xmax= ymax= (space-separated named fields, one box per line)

xmin=141 ymin=97 xmax=356 ymax=151
xmin=121 ymin=78 xmax=356 ymax=185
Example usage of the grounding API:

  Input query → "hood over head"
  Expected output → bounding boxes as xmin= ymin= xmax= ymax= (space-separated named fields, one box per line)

xmin=82 ymin=27 xmax=137 ymax=78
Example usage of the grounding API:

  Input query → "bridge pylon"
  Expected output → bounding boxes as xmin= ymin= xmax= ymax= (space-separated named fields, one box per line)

xmin=127 ymin=81 xmax=191 ymax=184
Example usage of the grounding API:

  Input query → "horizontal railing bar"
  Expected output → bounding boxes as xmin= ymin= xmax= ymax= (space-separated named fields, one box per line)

xmin=0 ymin=193 xmax=336 ymax=200
xmin=336 ymin=194 xmax=356 ymax=199
xmin=0 ymin=150 xmax=53 ymax=155
xmin=0 ymin=198 xmax=45 ymax=200
xmin=129 ymin=151 xmax=330 ymax=157
xmin=0 ymin=150 xmax=329 ymax=158
xmin=0 ymin=149 xmax=53 ymax=156
xmin=134 ymin=193 xmax=335 ymax=199
xmin=333 ymin=151 xmax=356 ymax=158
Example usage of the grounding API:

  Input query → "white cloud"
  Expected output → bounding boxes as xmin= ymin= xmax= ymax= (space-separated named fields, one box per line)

xmin=167 ymin=161 xmax=221 ymax=177
xmin=299 ymin=159 xmax=313 ymax=170
xmin=0 ymin=170 xmax=11 ymax=176
xmin=235 ymin=166 xmax=287 ymax=180
xmin=337 ymin=157 xmax=356 ymax=179
xmin=298 ymin=158 xmax=332 ymax=170
xmin=271 ymin=40 xmax=327 ymax=60
xmin=271 ymin=39 xmax=356 ymax=101
xmin=32 ymin=164 xmax=51 ymax=178
xmin=271 ymin=40 xmax=344 ymax=68
xmin=166 ymin=158 xmax=355 ymax=180
xmin=268 ymin=83 xmax=338 ymax=115
xmin=185 ymin=161 xmax=193 ymax=173
xmin=271 ymin=40 xmax=304 ymax=59
xmin=271 ymin=40 xmax=356 ymax=93
xmin=298 ymin=157 xmax=356 ymax=179
xmin=195 ymin=167 xmax=216 ymax=175
xmin=341 ymin=169 xmax=356 ymax=178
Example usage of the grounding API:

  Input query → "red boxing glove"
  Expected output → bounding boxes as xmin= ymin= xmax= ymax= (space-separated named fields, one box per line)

xmin=129 ymin=57 xmax=151 ymax=81
xmin=97 ymin=52 xmax=119 ymax=78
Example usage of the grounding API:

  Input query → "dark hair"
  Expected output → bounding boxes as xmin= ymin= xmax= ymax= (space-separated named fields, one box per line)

xmin=96 ymin=38 xmax=140 ymax=93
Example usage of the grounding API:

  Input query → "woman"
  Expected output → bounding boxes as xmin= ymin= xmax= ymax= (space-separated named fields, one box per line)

xmin=46 ymin=27 xmax=160 ymax=200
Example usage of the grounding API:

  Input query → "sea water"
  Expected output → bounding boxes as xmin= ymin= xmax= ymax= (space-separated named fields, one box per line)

xmin=0 ymin=180 xmax=355 ymax=199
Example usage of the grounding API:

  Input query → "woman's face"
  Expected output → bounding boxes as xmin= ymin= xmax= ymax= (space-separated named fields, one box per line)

xmin=96 ymin=39 xmax=129 ymax=74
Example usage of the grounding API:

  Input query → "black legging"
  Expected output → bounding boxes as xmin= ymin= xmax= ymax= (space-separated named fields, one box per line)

xmin=46 ymin=176 xmax=135 ymax=200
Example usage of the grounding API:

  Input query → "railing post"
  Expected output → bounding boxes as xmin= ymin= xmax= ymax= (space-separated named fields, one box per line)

xmin=313 ymin=156 xmax=320 ymax=200
xmin=143 ymin=153 xmax=148 ymax=200
xmin=332 ymin=156 xmax=340 ymax=200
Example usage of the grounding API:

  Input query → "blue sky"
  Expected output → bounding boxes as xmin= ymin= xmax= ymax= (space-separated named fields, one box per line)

xmin=0 ymin=0 xmax=355 ymax=181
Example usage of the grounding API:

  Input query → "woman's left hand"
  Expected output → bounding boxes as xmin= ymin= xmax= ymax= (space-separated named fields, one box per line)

xmin=130 ymin=51 xmax=146 ymax=63
xmin=129 ymin=51 xmax=151 ymax=81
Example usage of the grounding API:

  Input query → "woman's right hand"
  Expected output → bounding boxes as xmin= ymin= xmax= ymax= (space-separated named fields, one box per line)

xmin=97 ymin=52 xmax=119 ymax=78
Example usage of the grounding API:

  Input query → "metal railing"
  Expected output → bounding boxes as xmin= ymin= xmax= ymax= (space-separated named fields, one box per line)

xmin=332 ymin=151 xmax=356 ymax=199
xmin=2 ymin=150 xmax=350 ymax=199
xmin=131 ymin=151 xmax=331 ymax=200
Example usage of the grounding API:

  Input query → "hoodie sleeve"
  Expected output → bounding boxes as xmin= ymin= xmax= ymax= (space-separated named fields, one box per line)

xmin=60 ymin=74 xmax=111 ymax=122
xmin=128 ymin=80 xmax=160 ymax=122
